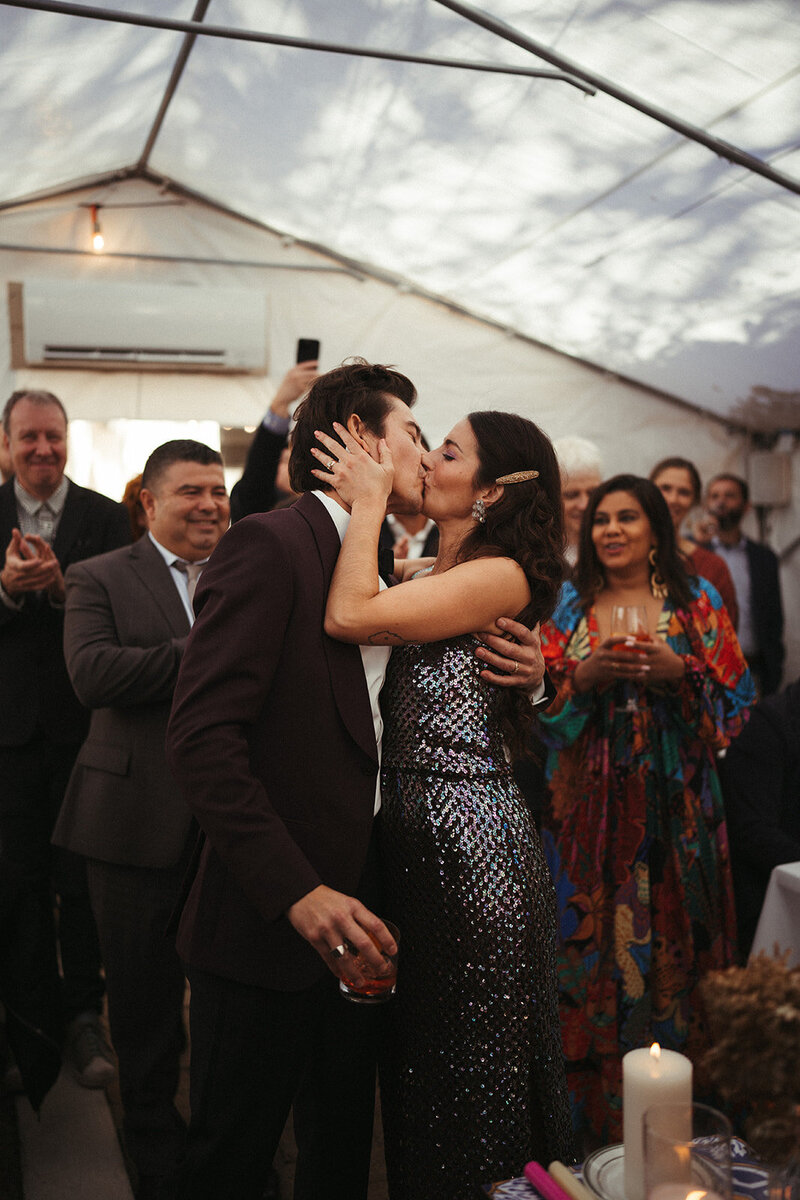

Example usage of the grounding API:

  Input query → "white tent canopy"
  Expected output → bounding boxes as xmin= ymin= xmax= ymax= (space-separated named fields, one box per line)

xmin=0 ymin=0 xmax=798 ymax=676
xmin=2 ymin=0 xmax=799 ymax=427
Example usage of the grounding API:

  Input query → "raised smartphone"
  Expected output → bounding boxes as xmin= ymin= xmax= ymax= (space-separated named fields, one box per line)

xmin=296 ymin=338 xmax=320 ymax=363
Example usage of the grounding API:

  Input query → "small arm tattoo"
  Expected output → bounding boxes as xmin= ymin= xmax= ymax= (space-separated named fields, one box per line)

xmin=367 ymin=630 xmax=409 ymax=646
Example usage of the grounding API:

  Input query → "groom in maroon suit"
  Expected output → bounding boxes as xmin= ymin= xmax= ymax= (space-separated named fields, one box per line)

xmin=166 ymin=361 xmax=545 ymax=1200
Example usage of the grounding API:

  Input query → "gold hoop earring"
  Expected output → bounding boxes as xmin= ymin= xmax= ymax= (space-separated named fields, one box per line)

xmin=649 ymin=546 xmax=668 ymax=600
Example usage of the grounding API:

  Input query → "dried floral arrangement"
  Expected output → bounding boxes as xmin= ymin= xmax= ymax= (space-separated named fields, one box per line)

xmin=700 ymin=951 xmax=800 ymax=1162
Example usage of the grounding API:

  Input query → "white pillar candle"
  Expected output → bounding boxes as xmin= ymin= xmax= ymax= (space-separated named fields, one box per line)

xmin=623 ymin=1044 xmax=693 ymax=1200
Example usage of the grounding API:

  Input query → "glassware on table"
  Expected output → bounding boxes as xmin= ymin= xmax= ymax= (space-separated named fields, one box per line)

xmin=766 ymin=1111 xmax=800 ymax=1200
xmin=610 ymin=604 xmax=651 ymax=713
xmin=769 ymin=1158 xmax=800 ymax=1200
xmin=644 ymin=1101 xmax=733 ymax=1200
xmin=338 ymin=919 xmax=399 ymax=1004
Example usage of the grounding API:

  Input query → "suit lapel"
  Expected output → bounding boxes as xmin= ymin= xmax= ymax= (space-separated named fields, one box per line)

xmin=52 ymin=480 xmax=91 ymax=566
xmin=128 ymin=536 xmax=192 ymax=635
xmin=296 ymin=493 xmax=378 ymax=767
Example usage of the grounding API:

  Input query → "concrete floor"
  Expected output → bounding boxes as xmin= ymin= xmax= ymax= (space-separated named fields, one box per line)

xmin=16 ymin=1068 xmax=134 ymax=1200
xmin=17 ymin=994 xmax=390 ymax=1200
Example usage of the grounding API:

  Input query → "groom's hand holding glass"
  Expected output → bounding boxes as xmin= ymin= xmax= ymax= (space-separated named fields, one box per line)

xmin=287 ymin=885 xmax=398 ymax=986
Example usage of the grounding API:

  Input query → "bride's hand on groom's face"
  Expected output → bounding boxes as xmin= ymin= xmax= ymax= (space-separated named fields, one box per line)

xmin=474 ymin=618 xmax=545 ymax=693
xmin=310 ymin=422 xmax=394 ymax=508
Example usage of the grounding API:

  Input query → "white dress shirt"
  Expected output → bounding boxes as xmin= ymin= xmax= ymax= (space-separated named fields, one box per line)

xmin=148 ymin=532 xmax=209 ymax=626
xmin=384 ymin=513 xmax=437 ymax=560
xmin=712 ymin=535 xmax=755 ymax=656
xmin=314 ymin=491 xmax=390 ymax=814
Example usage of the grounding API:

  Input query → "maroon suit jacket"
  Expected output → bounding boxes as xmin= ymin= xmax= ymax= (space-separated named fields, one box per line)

xmin=166 ymin=492 xmax=379 ymax=991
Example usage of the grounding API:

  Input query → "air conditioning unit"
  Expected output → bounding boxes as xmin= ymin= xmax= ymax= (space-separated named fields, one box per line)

xmin=9 ymin=280 xmax=267 ymax=372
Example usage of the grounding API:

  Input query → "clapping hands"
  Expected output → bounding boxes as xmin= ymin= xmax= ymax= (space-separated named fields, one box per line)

xmin=1 ymin=529 xmax=65 ymax=602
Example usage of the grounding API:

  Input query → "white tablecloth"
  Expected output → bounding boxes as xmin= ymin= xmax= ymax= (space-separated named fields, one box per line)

xmin=749 ymin=861 xmax=800 ymax=965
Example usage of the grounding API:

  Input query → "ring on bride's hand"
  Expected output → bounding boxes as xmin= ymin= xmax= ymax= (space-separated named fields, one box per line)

xmin=327 ymin=459 xmax=336 ymax=471
xmin=330 ymin=944 xmax=346 ymax=959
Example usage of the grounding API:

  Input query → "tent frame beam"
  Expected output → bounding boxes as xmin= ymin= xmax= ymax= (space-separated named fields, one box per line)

xmin=0 ymin=241 xmax=360 ymax=274
xmin=137 ymin=0 xmax=212 ymax=170
xmin=431 ymin=0 xmax=800 ymax=196
xmin=0 ymin=167 xmax=751 ymax=437
xmin=5 ymin=0 xmax=798 ymax=193
xmin=1 ymin=0 xmax=594 ymax=91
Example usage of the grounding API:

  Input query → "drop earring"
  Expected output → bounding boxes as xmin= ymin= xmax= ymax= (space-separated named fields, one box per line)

xmin=472 ymin=497 xmax=486 ymax=524
xmin=648 ymin=546 xmax=668 ymax=599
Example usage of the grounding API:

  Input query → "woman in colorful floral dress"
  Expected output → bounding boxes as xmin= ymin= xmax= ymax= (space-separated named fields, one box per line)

xmin=538 ymin=475 xmax=754 ymax=1146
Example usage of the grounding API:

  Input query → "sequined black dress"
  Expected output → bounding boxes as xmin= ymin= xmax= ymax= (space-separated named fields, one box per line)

xmin=379 ymin=635 xmax=574 ymax=1200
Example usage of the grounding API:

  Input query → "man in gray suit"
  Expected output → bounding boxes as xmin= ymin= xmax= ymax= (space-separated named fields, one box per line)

xmin=54 ymin=439 xmax=229 ymax=1199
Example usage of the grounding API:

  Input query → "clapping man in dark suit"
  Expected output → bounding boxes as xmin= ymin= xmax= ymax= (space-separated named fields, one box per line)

xmin=165 ymin=361 xmax=550 ymax=1200
xmin=54 ymin=439 xmax=229 ymax=1198
xmin=0 ymin=389 xmax=130 ymax=1101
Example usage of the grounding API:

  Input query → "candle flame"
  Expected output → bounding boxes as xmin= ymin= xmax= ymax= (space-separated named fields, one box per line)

xmin=649 ymin=1042 xmax=661 ymax=1059
xmin=686 ymin=1191 xmax=707 ymax=1200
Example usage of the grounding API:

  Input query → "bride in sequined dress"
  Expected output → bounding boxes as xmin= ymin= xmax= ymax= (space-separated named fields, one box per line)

xmin=311 ymin=410 xmax=575 ymax=1199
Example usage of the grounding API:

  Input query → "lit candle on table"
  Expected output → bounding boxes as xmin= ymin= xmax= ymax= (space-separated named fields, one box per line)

xmin=649 ymin=1189 xmax=724 ymax=1200
xmin=623 ymin=1044 xmax=692 ymax=1200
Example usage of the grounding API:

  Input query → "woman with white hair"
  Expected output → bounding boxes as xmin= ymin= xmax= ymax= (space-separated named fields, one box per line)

xmin=553 ymin=436 xmax=603 ymax=567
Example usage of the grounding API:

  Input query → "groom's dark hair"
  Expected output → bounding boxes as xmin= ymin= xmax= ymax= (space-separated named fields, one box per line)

xmin=289 ymin=358 xmax=416 ymax=494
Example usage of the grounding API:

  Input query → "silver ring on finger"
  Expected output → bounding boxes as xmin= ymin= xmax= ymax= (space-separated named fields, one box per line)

xmin=327 ymin=459 xmax=336 ymax=471
xmin=512 ymin=661 xmax=520 ymax=675
xmin=330 ymin=944 xmax=346 ymax=959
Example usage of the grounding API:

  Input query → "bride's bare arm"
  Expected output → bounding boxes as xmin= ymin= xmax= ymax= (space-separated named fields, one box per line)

xmin=310 ymin=426 xmax=529 ymax=646
xmin=330 ymin=549 xmax=528 ymax=646
xmin=397 ymin=556 xmax=435 ymax=582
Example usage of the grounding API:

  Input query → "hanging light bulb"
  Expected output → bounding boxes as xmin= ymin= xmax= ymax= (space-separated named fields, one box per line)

xmin=90 ymin=204 xmax=104 ymax=252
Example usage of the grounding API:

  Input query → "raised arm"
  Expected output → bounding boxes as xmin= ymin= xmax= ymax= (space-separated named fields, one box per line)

xmin=230 ymin=361 xmax=319 ymax=521
xmin=311 ymin=424 xmax=530 ymax=646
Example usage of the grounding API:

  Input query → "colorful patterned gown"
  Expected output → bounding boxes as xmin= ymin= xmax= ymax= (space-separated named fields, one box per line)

xmin=379 ymin=635 xmax=575 ymax=1200
xmin=538 ymin=579 xmax=754 ymax=1144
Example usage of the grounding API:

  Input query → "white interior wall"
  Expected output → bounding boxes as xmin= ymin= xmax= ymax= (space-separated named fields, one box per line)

xmin=1 ymin=179 xmax=796 ymax=683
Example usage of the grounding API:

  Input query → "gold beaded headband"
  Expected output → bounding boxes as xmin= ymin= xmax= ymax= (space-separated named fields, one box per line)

xmin=495 ymin=470 xmax=539 ymax=485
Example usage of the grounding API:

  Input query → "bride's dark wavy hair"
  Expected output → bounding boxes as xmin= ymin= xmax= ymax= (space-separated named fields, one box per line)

xmin=455 ymin=410 xmax=565 ymax=756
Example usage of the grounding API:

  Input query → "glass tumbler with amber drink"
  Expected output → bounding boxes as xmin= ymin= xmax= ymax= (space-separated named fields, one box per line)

xmin=610 ymin=604 xmax=651 ymax=713
xmin=339 ymin=920 xmax=400 ymax=1004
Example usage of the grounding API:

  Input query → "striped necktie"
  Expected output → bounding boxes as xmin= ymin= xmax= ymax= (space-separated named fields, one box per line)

xmin=173 ymin=559 xmax=203 ymax=605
